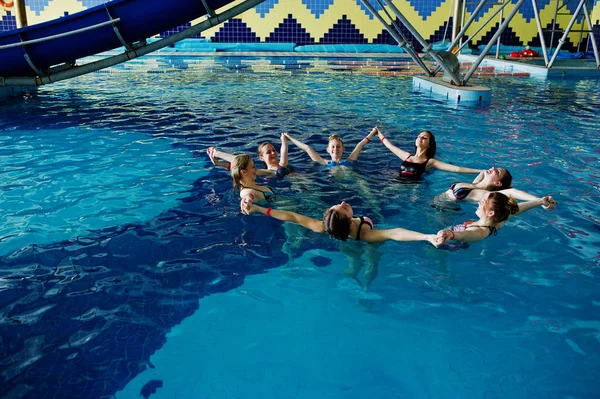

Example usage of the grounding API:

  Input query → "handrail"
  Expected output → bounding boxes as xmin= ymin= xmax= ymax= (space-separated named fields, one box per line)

xmin=0 ymin=18 xmax=120 ymax=50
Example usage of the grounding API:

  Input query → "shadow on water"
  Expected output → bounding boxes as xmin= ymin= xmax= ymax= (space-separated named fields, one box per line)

xmin=0 ymin=78 xmax=382 ymax=398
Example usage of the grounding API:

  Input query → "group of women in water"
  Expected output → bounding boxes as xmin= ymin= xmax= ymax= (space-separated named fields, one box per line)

xmin=206 ymin=127 xmax=557 ymax=250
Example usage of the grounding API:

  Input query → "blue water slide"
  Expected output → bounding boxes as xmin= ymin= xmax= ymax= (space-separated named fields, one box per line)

xmin=0 ymin=0 xmax=235 ymax=78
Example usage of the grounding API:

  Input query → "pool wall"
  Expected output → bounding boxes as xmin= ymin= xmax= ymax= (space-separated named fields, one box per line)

xmin=1 ymin=0 xmax=599 ymax=53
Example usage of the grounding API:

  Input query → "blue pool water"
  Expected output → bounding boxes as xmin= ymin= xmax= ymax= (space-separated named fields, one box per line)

xmin=0 ymin=64 xmax=599 ymax=398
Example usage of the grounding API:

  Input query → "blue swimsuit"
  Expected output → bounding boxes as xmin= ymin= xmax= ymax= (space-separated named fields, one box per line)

xmin=326 ymin=160 xmax=352 ymax=167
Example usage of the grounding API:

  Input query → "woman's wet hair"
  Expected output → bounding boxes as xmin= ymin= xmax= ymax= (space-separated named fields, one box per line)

xmin=416 ymin=131 xmax=437 ymax=158
xmin=322 ymin=207 xmax=351 ymax=241
xmin=485 ymin=169 xmax=513 ymax=191
xmin=486 ymin=192 xmax=519 ymax=224
xmin=231 ymin=154 xmax=252 ymax=193
xmin=328 ymin=134 xmax=344 ymax=148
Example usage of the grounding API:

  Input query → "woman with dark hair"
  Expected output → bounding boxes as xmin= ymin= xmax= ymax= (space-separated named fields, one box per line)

xmin=374 ymin=127 xmax=482 ymax=179
xmin=435 ymin=192 xmax=556 ymax=244
xmin=241 ymin=199 xmax=439 ymax=246
xmin=438 ymin=167 xmax=557 ymax=208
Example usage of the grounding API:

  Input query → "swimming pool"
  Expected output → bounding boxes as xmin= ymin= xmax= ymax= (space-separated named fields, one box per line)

xmin=1 ymin=61 xmax=599 ymax=398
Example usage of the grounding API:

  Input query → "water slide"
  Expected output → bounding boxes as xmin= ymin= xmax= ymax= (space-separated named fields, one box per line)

xmin=0 ymin=0 xmax=265 ymax=86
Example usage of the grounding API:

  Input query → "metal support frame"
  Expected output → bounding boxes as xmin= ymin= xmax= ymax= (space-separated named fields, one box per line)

xmin=382 ymin=0 xmax=464 ymax=84
xmin=360 ymin=0 xmax=432 ymax=74
xmin=463 ymin=0 xmax=526 ymax=82
xmin=546 ymin=0 xmax=598 ymax=68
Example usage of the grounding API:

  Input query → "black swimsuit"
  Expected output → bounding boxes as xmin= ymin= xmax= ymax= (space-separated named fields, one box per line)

xmin=355 ymin=216 xmax=374 ymax=241
xmin=400 ymin=156 xmax=429 ymax=178
xmin=449 ymin=183 xmax=474 ymax=200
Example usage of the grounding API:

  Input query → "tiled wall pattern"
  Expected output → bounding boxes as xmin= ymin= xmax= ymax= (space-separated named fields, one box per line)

xmin=1 ymin=0 xmax=599 ymax=51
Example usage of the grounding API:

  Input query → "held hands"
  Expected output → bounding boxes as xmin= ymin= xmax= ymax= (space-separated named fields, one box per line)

xmin=206 ymin=147 xmax=217 ymax=165
xmin=435 ymin=229 xmax=455 ymax=246
xmin=240 ymin=193 xmax=255 ymax=214
xmin=281 ymin=132 xmax=288 ymax=143
xmin=541 ymin=195 xmax=557 ymax=210
xmin=367 ymin=127 xmax=378 ymax=140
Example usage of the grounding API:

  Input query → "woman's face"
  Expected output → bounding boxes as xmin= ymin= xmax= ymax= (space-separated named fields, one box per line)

xmin=327 ymin=139 xmax=344 ymax=159
xmin=415 ymin=132 xmax=431 ymax=149
xmin=242 ymin=159 xmax=257 ymax=179
xmin=330 ymin=201 xmax=353 ymax=219
xmin=483 ymin=167 xmax=506 ymax=187
xmin=259 ymin=144 xmax=278 ymax=165
xmin=476 ymin=193 xmax=491 ymax=219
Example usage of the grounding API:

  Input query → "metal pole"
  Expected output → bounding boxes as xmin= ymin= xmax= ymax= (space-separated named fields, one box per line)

xmin=531 ymin=0 xmax=549 ymax=65
xmin=360 ymin=0 xmax=432 ymax=74
xmin=452 ymin=0 xmax=462 ymax=43
xmin=14 ymin=0 xmax=28 ymax=28
xmin=463 ymin=0 xmax=527 ymax=82
xmin=581 ymin=2 xmax=600 ymax=67
xmin=548 ymin=0 xmax=586 ymax=67
xmin=496 ymin=7 xmax=503 ymax=58
xmin=383 ymin=0 xmax=463 ymax=84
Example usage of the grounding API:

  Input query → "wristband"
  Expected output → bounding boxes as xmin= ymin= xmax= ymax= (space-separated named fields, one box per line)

xmin=447 ymin=229 xmax=455 ymax=240
xmin=226 ymin=162 xmax=231 ymax=171
xmin=380 ymin=136 xmax=387 ymax=143
xmin=365 ymin=137 xmax=370 ymax=142
xmin=265 ymin=207 xmax=272 ymax=217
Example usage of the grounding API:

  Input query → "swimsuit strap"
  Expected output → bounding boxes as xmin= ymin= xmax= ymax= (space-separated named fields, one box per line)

xmin=355 ymin=216 xmax=374 ymax=241
xmin=466 ymin=223 xmax=497 ymax=237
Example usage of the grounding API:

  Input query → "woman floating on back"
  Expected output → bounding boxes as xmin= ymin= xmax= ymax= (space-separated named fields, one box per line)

xmin=373 ymin=127 xmax=483 ymax=179
xmin=435 ymin=192 xmax=557 ymax=245
xmin=284 ymin=128 xmax=378 ymax=167
xmin=438 ymin=166 xmax=557 ymax=206
xmin=242 ymin=199 xmax=439 ymax=246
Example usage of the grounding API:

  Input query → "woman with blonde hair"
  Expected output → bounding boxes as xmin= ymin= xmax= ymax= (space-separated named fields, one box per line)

xmin=230 ymin=154 xmax=276 ymax=208
xmin=284 ymin=128 xmax=378 ymax=167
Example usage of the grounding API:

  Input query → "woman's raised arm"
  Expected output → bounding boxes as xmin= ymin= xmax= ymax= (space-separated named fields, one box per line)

xmin=374 ymin=127 xmax=412 ymax=161
xmin=347 ymin=128 xmax=378 ymax=161
xmin=279 ymin=133 xmax=289 ymax=167
xmin=284 ymin=133 xmax=326 ymax=165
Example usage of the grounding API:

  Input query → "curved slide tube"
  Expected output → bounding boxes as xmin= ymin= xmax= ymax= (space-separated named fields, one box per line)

xmin=0 ymin=0 xmax=263 ymax=81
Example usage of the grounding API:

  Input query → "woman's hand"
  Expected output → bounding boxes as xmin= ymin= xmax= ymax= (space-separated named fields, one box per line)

xmin=541 ymin=195 xmax=557 ymax=210
xmin=240 ymin=193 xmax=255 ymax=214
xmin=436 ymin=229 xmax=454 ymax=245
xmin=206 ymin=147 xmax=217 ymax=165
xmin=367 ymin=127 xmax=378 ymax=140
xmin=281 ymin=132 xmax=288 ymax=143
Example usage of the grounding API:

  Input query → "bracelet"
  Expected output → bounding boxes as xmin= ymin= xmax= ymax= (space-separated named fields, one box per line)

xmin=364 ymin=137 xmax=370 ymax=142
xmin=380 ymin=136 xmax=387 ymax=143
xmin=226 ymin=162 xmax=231 ymax=171
xmin=446 ymin=229 xmax=455 ymax=240
xmin=265 ymin=207 xmax=272 ymax=217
